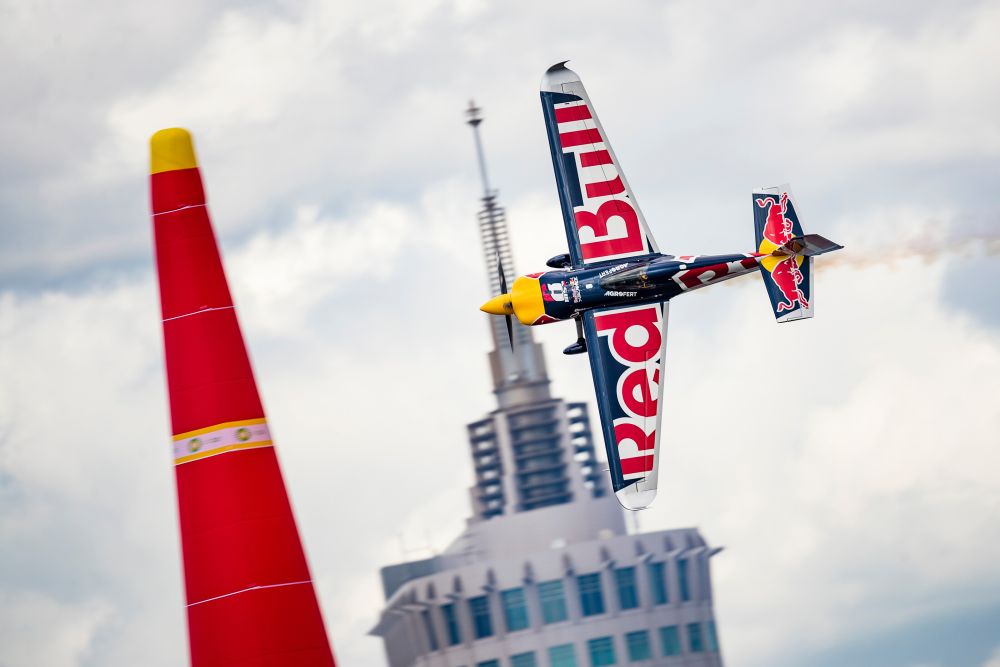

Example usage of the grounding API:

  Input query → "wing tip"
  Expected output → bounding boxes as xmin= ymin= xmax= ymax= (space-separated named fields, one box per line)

xmin=615 ymin=485 xmax=657 ymax=511
xmin=541 ymin=60 xmax=580 ymax=92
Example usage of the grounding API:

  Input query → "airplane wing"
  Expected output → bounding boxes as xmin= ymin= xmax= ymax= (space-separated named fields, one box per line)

xmin=540 ymin=62 xmax=659 ymax=267
xmin=582 ymin=301 xmax=668 ymax=510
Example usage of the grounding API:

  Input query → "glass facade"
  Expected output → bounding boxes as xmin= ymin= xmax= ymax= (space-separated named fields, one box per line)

xmin=469 ymin=596 xmax=493 ymax=639
xmin=677 ymin=558 xmax=691 ymax=602
xmin=538 ymin=580 xmax=568 ymax=624
xmin=614 ymin=567 xmax=638 ymax=610
xmin=441 ymin=603 xmax=461 ymax=646
xmin=647 ymin=562 xmax=668 ymax=605
xmin=588 ymin=636 xmax=616 ymax=667
xmin=502 ymin=588 xmax=530 ymax=632
xmin=577 ymin=573 xmax=605 ymax=617
xmin=659 ymin=626 xmax=681 ymax=656
xmin=395 ymin=616 xmax=719 ymax=665
xmin=549 ymin=644 xmax=577 ymax=667
xmin=625 ymin=630 xmax=651 ymax=662
xmin=400 ymin=616 xmax=719 ymax=663
xmin=687 ymin=622 xmax=704 ymax=653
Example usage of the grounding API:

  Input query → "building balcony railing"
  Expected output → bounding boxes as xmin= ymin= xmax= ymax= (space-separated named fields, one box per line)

xmin=516 ymin=460 xmax=566 ymax=476
xmin=476 ymin=487 xmax=504 ymax=501
xmin=513 ymin=446 xmax=562 ymax=462
xmin=519 ymin=479 xmax=570 ymax=499
xmin=511 ymin=433 xmax=562 ymax=449
xmin=518 ymin=474 xmax=569 ymax=492
xmin=474 ymin=459 xmax=501 ymax=472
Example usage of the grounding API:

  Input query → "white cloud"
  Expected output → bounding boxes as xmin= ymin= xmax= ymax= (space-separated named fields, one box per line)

xmin=983 ymin=645 xmax=1000 ymax=667
xmin=0 ymin=591 xmax=112 ymax=667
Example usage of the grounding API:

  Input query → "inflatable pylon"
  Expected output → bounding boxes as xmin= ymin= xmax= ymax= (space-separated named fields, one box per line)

xmin=150 ymin=128 xmax=336 ymax=667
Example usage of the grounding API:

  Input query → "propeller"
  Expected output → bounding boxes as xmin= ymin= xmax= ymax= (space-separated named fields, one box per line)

xmin=496 ymin=253 xmax=514 ymax=351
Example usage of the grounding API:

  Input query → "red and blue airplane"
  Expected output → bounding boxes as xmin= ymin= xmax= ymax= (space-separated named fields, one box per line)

xmin=481 ymin=62 xmax=842 ymax=510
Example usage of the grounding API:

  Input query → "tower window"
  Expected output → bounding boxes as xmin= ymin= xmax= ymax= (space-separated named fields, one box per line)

xmin=687 ymin=623 xmax=704 ymax=653
xmin=587 ymin=636 xmax=616 ymax=667
xmin=706 ymin=620 xmax=719 ymax=652
xmin=420 ymin=609 xmax=438 ymax=651
xmin=538 ymin=579 xmax=568 ymax=624
xmin=614 ymin=567 xmax=639 ymax=610
xmin=548 ymin=644 xmax=576 ymax=667
xmin=511 ymin=652 xmax=537 ymax=667
xmin=678 ymin=558 xmax=691 ymax=602
xmin=441 ymin=603 xmax=461 ymax=646
xmin=659 ymin=626 xmax=681 ymax=656
xmin=646 ymin=562 xmax=668 ymax=605
xmin=577 ymin=573 xmax=605 ymax=617
xmin=468 ymin=596 xmax=493 ymax=639
xmin=501 ymin=587 xmax=529 ymax=632
xmin=625 ymin=630 xmax=651 ymax=662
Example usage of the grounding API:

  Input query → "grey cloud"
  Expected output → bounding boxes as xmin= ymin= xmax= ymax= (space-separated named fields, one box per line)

xmin=5 ymin=0 xmax=1000 ymax=290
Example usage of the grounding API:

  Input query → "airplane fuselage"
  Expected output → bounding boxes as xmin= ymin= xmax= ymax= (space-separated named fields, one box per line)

xmin=493 ymin=252 xmax=764 ymax=326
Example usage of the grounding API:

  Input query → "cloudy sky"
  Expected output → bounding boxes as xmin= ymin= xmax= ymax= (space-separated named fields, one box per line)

xmin=2 ymin=0 xmax=999 ymax=666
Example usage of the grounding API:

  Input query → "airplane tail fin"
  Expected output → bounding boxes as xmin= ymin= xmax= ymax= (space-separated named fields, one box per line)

xmin=752 ymin=185 xmax=843 ymax=323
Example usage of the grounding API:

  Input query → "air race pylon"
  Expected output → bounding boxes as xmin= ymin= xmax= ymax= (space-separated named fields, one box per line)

xmin=150 ymin=128 xmax=336 ymax=667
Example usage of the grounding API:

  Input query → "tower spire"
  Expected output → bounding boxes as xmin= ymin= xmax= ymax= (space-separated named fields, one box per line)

xmin=465 ymin=102 xmax=550 ymax=409
xmin=466 ymin=100 xmax=493 ymax=200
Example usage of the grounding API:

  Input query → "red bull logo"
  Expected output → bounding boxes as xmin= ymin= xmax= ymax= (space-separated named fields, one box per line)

xmin=593 ymin=304 xmax=663 ymax=479
xmin=770 ymin=257 xmax=808 ymax=312
xmin=756 ymin=192 xmax=794 ymax=246
xmin=554 ymin=100 xmax=651 ymax=263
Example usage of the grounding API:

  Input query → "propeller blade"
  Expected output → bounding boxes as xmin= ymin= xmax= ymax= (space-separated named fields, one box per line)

xmin=497 ymin=253 xmax=508 ymax=294
xmin=496 ymin=253 xmax=513 ymax=351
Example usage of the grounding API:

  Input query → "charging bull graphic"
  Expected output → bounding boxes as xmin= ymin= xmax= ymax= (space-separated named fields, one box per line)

xmin=770 ymin=256 xmax=809 ymax=312
xmin=757 ymin=192 xmax=794 ymax=246
xmin=479 ymin=62 xmax=843 ymax=510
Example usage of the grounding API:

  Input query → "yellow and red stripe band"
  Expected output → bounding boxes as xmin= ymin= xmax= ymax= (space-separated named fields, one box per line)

xmin=172 ymin=418 xmax=273 ymax=465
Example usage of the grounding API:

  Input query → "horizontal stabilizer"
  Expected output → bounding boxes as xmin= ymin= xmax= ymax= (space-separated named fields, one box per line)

xmin=772 ymin=234 xmax=843 ymax=258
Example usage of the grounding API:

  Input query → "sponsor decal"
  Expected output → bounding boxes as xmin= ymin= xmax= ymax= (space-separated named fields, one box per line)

xmin=543 ymin=281 xmax=568 ymax=302
xmin=569 ymin=276 xmax=582 ymax=303
xmin=173 ymin=418 xmax=272 ymax=465
xmin=593 ymin=305 xmax=663 ymax=480
xmin=553 ymin=100 xmax=651 ymax=263
xmin=598 ymin=262 xmax=630 ymax=278
xmin=605 ymin=290 xmax=638 ymax=297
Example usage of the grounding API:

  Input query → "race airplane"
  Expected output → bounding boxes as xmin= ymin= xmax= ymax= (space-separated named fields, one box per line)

xmin=481 ymin=62 xmax=842 ymax=510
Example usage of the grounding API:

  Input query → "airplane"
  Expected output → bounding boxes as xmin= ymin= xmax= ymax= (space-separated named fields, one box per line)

xmin=480 ymin=62 xmax=842 ymax=511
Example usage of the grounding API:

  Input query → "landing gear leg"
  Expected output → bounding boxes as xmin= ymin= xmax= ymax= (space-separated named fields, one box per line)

xmin=563 ymin=317 xmax=587 ymax=355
